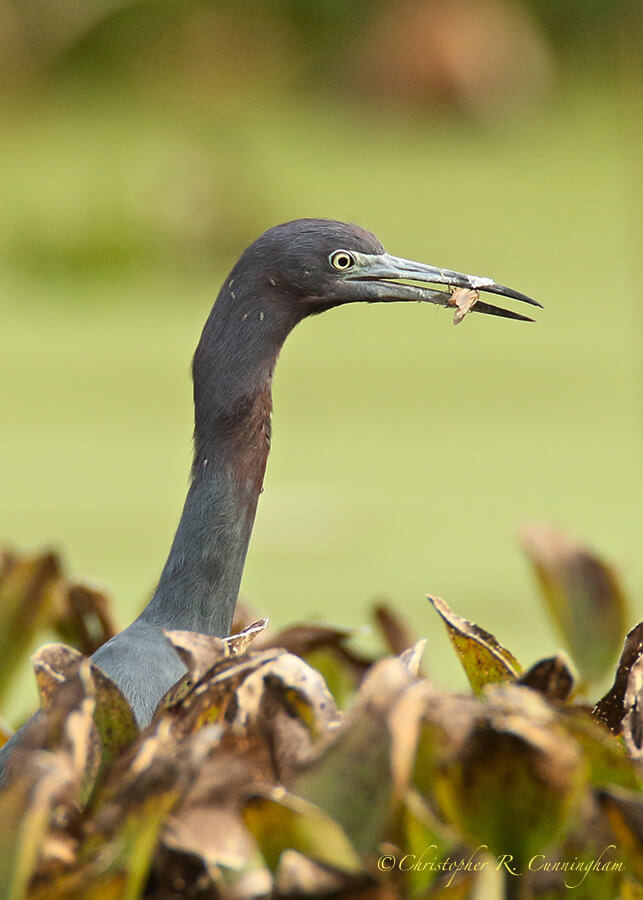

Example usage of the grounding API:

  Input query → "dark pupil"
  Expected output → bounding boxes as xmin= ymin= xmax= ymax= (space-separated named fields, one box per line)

xmin=337 ymin=254 xmax=349 ymax=268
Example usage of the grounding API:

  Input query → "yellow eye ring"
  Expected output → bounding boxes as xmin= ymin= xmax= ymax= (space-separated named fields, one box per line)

xmin=330 ymin=250 xmax=355 ymax=271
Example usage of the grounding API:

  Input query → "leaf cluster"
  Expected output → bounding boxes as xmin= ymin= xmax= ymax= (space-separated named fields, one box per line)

xmin=0 ymin=526 xmax=641 ymax=900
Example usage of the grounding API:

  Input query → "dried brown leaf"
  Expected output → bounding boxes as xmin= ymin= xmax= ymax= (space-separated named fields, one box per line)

xmin=0 ymin=761 xmax=74 ymax=899
xmin=399 ymin=639 xmax=427 ymax=677
xmin=0 ymin=551 xmax=62 ymax=705
xmin=276 ymin=848 xmax=347 ymax=896
xmin=260 ymin=621 xmax=362 ymax=659
xmin=374 ymin=603 xmax=417 ymax=657
xmin=162 ymin=649 xmax=284 ymax=735
xmin=231 ymin=652 xmax=340 ymax=780
xmin=33 ymin=643 xmax=86 ymax=712
xmin=518 ymin=653 xmax=575 ymax=702
xmin=163 ymin=736 xmax=263 ymax=872
xmin=224 ymin=617 xmax=269 ymax=655
xmin=594 ymin=622 xmax=643 ymax=743
xmin=165 ymin=801 xmax=254 ymax=870
xmin=163 ymin=629 xmax=229 ymax=682
xmin=58 ymin=581 xmax=118 ymax=656
xmin=0 ymin=550 xmax=118 ymax=707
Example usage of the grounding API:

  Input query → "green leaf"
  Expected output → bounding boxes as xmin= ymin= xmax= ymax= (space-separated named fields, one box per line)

xmin=294 ymin=655 xmax=419 ymax=854
xmin=243 ymin=789 xmax=361 ymax=875
xmin=401 ymin=789 xmax=459 ymax=896
xmin=520 ymin=524 xmax=629 ymax=684
xmin=436 ymin=685 xmax=586 ymax=866
xmin=597 ymin=788 xmax=643 ymax=883
xmin=0 ymin=761 xmax=71 ymax=900
xmin=561 ymin=707 xmax=641 ymax=792
xmin=428 ymin=595 xmax=522 ymax=693
xmin=90 ymin=663 xmax=139 ymax=770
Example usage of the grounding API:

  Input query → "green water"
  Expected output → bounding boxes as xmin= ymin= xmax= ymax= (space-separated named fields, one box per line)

xmin=1 ymin=81 xmax=640 ymax=723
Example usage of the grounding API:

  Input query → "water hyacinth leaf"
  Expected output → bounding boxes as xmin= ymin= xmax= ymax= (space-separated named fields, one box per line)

xmin=520 ymin=524 xmax=629 ymax=684
xmin=399 ymin=639 xmax=427 ymax=677
xmin=260 ymin=621 xmax=373 ymax=698
xmin=83 ymin=722 xmax=211 ymax=898
xmin=428 ymin=595 xmax=522 ymax=694
xmin=32 ymin=644 xmax=137 ymax=772
xmin=224 ymin=617 xmax=269 ymax=655
xmin=33 ymin=643 xmax=86 ymax=711
xmin=412 ymin=687 xmax=481 ymax=806
xmin=303 ymin=646 xmax=357 ymax=711
xmin=621 ymin=882 xmax=643 ymax=900
xmin=427 ymin=877 xmax=479 ymax=898
xmin=231 ymin=652 xmax=340 ymax=780
xmin=234 ymin=652 xmax=339 ymax=734
xmin=374 ymin=603 xmax=418 ymax=657
xmin=621 ymin=658 xmax=643 ymax=761
xmin=275 ymin=849 xmax=345 ymax=896
xmin=436 ymin=687 xmax=585 ymax=866
xmin=0 ymin=550 xmax=117 ymax=709
xmin=31 ymin=650 xmax=103 ymax=801
xmin=28 ymin=646 xmax=98 ymax=769
xmin=594 ymin=622 xmax=643 ymax=737
xmin=0 ymin=762 xmax=72 ymax=900
xmin=517 ymin=653 xmax=575 ymax=702
xmin=156 ymin=629 xmax=233 ymax=714
xmin=54 ymin=581 xmax=118 ymax=657
xmin=90 ymin=662 xmax=139 ymax=768
xmin=401 ymin=789 xmax=456 ymax=896
xmin=161 ymin=648 xmax=284 ymax=734
xmin=260 ymin=622 xmax=356 ymax=657
xmin=243 ymin=789 xmax=361 ymax=875
xmin=0 ymin=550 xmax=61 ymax=705
xmin=597 ymin=789 xmax=643 ymax=883
xmin=560 ymin=707 xmax=641 ymax=792
xmin=165 ymin=796 xmax=255 ymax=871
xmin=163 ymin=629 xmax=229 ymax=682
xmin=294 ymin=656 xmax=416 ymax=854
xmin=388 ymin=678 xmax=433 ymax=805
xmin=28 ymin=869 xmax=128 ymax=900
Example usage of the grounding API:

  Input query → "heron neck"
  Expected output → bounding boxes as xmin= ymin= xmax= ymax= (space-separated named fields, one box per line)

xmin=139 ymin=287 xmax=297 ymax=636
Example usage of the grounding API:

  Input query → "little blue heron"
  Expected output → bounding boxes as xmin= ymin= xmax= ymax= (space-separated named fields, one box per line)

xmin=0 ymin=218 xmax=538 ymax=773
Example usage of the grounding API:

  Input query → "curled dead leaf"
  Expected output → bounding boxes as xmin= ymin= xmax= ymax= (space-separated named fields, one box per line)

xmin=224 ymin=617 xmax=269 ymax=656
xmin=594 ymin=622 xmax=643 ymax=754
xmin=518 ymin=653 xmax=575 ymax=702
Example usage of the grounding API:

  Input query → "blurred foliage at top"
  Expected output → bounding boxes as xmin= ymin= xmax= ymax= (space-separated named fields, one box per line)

xmin=0 ymin=0 xmax=637 ymax=107
xmin=0 ymin=0 xmax=640 ymax=281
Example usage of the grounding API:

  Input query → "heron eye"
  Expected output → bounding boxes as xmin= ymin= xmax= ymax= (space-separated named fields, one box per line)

xmin=330 ymin=250 xmax=355 ymax=271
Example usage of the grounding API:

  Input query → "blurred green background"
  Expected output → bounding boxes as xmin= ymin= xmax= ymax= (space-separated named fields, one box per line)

xmin=0 ymin=0 xmax=641 ymax=724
